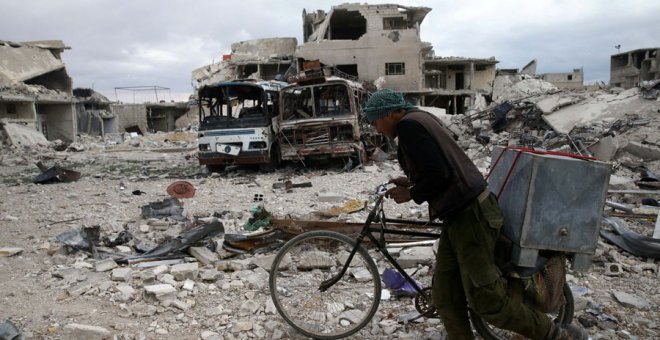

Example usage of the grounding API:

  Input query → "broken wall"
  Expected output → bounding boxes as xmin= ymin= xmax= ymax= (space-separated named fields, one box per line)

xmin=146 ymin=103 xmax=188 ymax=132
xmin=38 ymin=103 xmax=76 ymax=142
xmin=611 ymin=48 xmax=660 ymax=89
xmin=112 ymin=104 xmax=148 ymax=133
xmin=0 ymin=101 xmax=35 ymax=121
xmin=230 ymin=38 xmax=297 ymax=62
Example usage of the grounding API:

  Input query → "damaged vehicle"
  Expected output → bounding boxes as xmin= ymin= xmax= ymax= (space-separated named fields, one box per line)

xmin=278 ymin=76 xmax=371 ymax=164
xmin=197 ymin=80 xmax=286 ymax=171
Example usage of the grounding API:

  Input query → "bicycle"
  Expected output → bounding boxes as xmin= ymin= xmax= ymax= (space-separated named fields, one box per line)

xmin=268 ymin=182 xmax=575 ymax=339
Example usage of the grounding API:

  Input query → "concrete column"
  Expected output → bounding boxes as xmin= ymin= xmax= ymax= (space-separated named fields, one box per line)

xmin=469 ymin=62 xmax=475 ymax=90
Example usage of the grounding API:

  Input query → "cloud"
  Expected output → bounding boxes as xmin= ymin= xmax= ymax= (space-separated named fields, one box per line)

xmin=2 ymin=0 xmax=659 ymax=99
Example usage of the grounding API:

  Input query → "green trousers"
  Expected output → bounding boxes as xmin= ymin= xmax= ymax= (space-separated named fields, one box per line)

xmin=431 ymin=194 xmax=552 ymax=339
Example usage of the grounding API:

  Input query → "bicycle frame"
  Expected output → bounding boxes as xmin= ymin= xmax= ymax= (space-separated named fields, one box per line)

xmin=319 ymin=183 xmax=442 ymax=303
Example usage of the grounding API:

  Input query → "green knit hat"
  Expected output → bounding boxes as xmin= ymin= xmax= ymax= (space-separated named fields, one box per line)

xmin=363 ymin=89 xmax=416 ymax=123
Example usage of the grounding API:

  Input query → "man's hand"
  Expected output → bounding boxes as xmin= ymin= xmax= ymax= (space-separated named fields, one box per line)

xmin=385 ymin=186 xmax=412 ymax=204
xmin=388 ymin=176 xmax=411 ymax=187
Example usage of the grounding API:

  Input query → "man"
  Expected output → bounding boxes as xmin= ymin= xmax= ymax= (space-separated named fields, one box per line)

xmin=363 ymin=89 xmax=587 ymax=340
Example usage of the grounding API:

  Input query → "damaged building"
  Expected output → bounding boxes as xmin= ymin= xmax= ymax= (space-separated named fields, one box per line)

xmin=74 ymin=88 xmax=118 ymax=137
xmin=192 ymin=38 xmax=297 ymax=88
xmin=539 ymin=68 xmax=584 ymax=90
xmin=296 ymin=3 xmax=498 ymax=115
xmin=0 ymin=40 xmax=77 ymax=142
xmin=610 ymin=48 xmax=660 ymax=89
xmin=111 ymin=102 xmax=190 ymax=134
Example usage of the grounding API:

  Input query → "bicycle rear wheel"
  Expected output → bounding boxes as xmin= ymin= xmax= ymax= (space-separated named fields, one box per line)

xmin=269 ymin=230 xmax=381 ymax=339
xmin=470 ymin=281 xmax=574 ymax=340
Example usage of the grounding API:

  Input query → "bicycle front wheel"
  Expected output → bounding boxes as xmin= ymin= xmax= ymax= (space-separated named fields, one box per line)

xmin=268 ymin=230 xmax=382 ymax=339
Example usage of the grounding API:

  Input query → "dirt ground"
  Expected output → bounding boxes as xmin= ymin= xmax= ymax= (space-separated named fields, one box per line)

xmin=1 ymin=111 xmax=660 ymax=339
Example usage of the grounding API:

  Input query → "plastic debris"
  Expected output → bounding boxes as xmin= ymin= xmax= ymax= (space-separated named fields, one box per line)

xmin=382 ymin=268 xmax=423 ymax=297
xmin=243 ymin=205 xmax=272 ymax=232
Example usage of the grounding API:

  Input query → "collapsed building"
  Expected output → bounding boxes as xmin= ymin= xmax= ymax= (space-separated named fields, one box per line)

xmin=0 ymin=40 xmax=77 ymax=142
xmin=192 ymin=38 xmax=297 ymax=88
xmin=610 ymin=48 xmax=660 ymax=89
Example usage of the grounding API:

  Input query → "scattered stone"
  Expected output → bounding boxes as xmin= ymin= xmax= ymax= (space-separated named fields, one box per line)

xmin=183 ymin=279 xmax=195 ymax=291
xmin=317 ymin=192 xmax=344 ymax=203
xmin=396 ymin=246 xmax=434 ymax=267
xmin=239 ymin=300 xmax=260 ymax=315
xmin=604 ymin=262 xmax=624 ymax=276
xmin=143 ymin=284 xmax=177 ymax=302
xmin=612 ymin=291 xmax=652 ymax=309
xmin=170 ymin=262 xmax=198 ymax=281
xmin=0 ymin=247 xmax=24 ymax=256
xmin=111 ymin=267 xmax=133 ymax=282
xmin=63 ymin=323 xmax=112 ymax=339
xmin=95 ymin=259 xmax=118 ymax=272
xmin=114 ymin=284 xmax=136 ymax=302
xmin=200 ymin=268 xmax=222 ymax=281
xmin=232 ymin=320 xmax=253 ymax=332
xmin=158 ymin=273 xmax=177 ymax=286
xmin=189 ymin=246 xmax=218 ymax=265
xmin=152 ymin=265 xmax=169 ymax=276
xmin=201 ymin=330 xmax=221 ymax=340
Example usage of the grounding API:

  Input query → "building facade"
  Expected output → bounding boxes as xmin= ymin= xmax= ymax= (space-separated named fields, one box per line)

xmin=0 ymin=40 xmax=77 ymax=142
xmin=540 ymin=68 xmax=584 ymax=90
xmin=610 ymin=48 xmax=660 ymax=89
xmin=296 ymin=3 xmax=498 ymax=114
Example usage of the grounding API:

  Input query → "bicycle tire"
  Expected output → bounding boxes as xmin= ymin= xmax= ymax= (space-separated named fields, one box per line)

xmin=470 ymin=281 xmax=575 ymax=340
xmin=268 ymin=230 xmax=382 ymax=339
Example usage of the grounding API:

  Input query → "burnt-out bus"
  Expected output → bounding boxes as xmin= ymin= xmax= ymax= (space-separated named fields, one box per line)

xmin=278 ymin=76 xmax=371 ymax=165
xmin=197 ymin=80 xmax=286 ymax=171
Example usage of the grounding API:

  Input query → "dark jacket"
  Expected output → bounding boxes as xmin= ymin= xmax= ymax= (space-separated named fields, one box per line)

xmin=397 ymin=110 xmax=487 ymax=219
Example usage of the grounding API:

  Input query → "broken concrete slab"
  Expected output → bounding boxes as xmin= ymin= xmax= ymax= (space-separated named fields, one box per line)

xmin=623 ymin=141 xmax=660 ymax=161
xmin=587 ymin=136 xmax=617 ymax=161
xmin=543 ymin=88 xmax=651 ymax=134
xmin=535 ymin=94 xmax=583 ymax=114
xmin=1 ymin=121 xmax=48 ymax=147
xmin=188 ymin=246 xmax=218 ymax=266
xmin=612 ymin=291 xmax=652 ymax=309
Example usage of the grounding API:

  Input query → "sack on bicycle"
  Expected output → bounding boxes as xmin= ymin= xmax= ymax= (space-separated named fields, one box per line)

xmin=495 ymin=235 xmax=567 ymax=313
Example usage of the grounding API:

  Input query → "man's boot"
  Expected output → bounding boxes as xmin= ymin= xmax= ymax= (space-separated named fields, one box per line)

xmin=546 ymin=322 xmax=589 ymax=340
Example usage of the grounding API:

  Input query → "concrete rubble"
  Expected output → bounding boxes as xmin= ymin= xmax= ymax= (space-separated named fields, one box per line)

xmin=2 ymin=43 xmax=660 ymax=340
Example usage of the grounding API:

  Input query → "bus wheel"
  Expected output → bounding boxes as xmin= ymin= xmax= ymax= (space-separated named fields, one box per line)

xmin=259 ymin=144 xmax=280 ymax=173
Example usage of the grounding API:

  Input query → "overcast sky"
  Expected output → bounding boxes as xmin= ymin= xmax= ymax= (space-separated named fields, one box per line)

xmin=2 ymin=0 xmax=659 ymax=102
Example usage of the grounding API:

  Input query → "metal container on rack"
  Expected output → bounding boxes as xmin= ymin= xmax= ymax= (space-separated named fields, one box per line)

xmin=488 ymin=146 xmax=612 ymax=271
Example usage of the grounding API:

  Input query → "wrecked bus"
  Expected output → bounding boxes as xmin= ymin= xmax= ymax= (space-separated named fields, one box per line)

xmin=197 ymin=80 xmax=286 ymax=171
xmin=278 ymin=76 xmax=370 ymax=165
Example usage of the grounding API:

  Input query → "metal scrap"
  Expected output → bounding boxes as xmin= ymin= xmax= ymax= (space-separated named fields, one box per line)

xmin=121 ymin=221 xmax=224 ymax=263
xmin=140 ymin=197 xmax=185 ymax=221
xmin=600 ymin=216 xmax=660 ymax=258
xmin=32 ymin=161 xmax=81 ymax=184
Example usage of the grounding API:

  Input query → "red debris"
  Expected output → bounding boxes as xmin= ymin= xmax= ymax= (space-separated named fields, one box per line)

xmin=166 ymin=180 xmax=196 ymax=199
